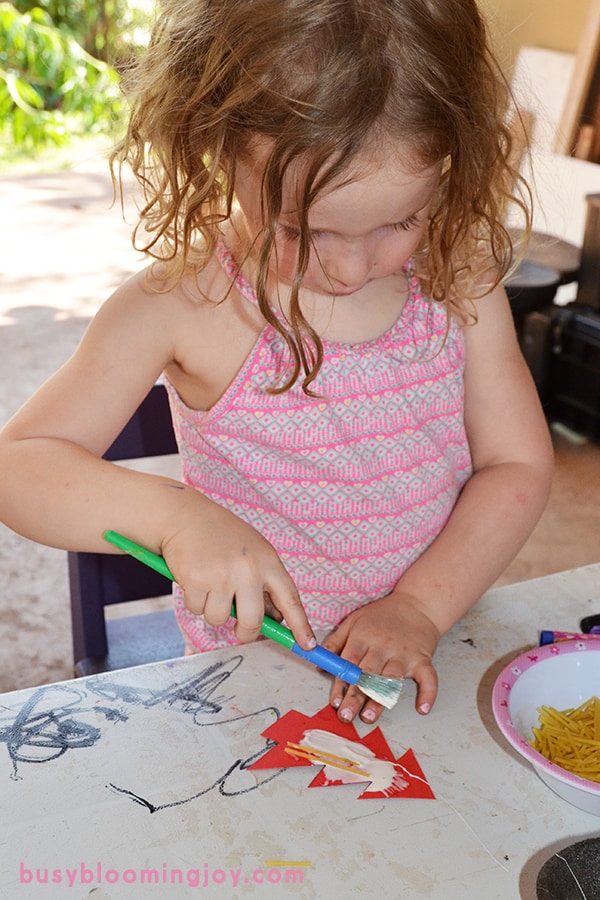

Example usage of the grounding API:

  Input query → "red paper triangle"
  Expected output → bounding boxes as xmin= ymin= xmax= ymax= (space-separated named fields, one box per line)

xmin=352 ymin=748 xmax=435 ymax=799
xmin=359 ymin=726 xmax=395 ymax=761
xmin=249 ymin=705 xmax=435 ymax=800
xmin=250 ymin=710 xmax=317 ymax=769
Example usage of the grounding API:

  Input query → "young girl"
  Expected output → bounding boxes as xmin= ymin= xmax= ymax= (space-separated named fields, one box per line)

xmin=0 ymin=0 xmax=553 ymax=724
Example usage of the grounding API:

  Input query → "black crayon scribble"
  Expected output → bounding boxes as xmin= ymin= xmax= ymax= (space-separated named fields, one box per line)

xmin=1 ymin=654 xmax=283 ymax=811
xmin=0 ymin=685 xmax=126 ymax=780
xmin=94 ymin=655 xmax=283 ymax=811
xmin=108 ymin=715 xmax=283 ymax=813
xmin=87 ymin=654 xmax=245 ymax=720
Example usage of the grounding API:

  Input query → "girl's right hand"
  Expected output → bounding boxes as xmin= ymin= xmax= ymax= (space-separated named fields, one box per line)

xmin=157 ymin=489 xmax=316 ymax=650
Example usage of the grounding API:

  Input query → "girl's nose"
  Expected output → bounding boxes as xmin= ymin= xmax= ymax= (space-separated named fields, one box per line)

xmin=323 ymin=240 xmax=374 ymax=293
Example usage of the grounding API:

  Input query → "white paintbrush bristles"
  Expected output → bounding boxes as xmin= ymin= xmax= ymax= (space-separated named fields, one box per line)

xmin=357 ymin=673 xmax=404 ymax=709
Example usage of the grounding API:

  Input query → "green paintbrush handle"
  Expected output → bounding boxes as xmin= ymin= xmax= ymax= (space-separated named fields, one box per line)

xmin=104 ymin=530 xmax=365 ymax=685
xmin=103 ymin=530 xmax=296 ymax=649
xmin=105 ymin=530 xmax=172 ymax=579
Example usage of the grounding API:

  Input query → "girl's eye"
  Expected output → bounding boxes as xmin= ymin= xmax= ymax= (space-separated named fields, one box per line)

xmin=280 ymin=225 xmax=301 ymax=242
xmin=279 ymin=225 xmax=324 ymax=242
xmin=392 ymin=214 xmax=421 ymax=232
xmin=280 ymin=218 xmax=420 ymax=241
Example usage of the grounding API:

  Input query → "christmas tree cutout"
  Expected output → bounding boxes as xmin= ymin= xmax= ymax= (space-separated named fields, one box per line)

xmin=249 ymin=704 xmax=434 ymax=800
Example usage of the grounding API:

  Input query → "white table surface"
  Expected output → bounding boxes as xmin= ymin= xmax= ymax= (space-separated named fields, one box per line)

xmin=1 ymin=564 xmax=600 ymax=899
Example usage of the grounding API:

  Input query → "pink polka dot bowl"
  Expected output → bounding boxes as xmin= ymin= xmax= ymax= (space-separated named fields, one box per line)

xmin=492 ymin=638 xmax=600 ymax=815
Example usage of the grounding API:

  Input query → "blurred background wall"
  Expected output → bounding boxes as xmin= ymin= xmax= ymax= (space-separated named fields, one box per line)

xmin=482 ymin=0 xmax=589 ymax=68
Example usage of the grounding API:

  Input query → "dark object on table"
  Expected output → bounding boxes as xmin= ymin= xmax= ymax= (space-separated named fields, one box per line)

xmin=69 ymin=382 xmax=184 ymax=677
xmin=521 ymin=306 xmax=559 ymax=405
xmin=521 ymin=303 xmax=600 ymax=440
xmin=536 ymin=838 xmax=600 ymax=899
xmin=581 ymin=613 xmax=600 ymax=633
xmin=549 ymin=305 xmax=600 ymax=440
xmin=505 ymin=260 xmax=562 ymax=338
xmin=505 ymin=230 xmax=581 ymax=343
xmin=515 ymin=231 xmax=581 ymax=286
xmin=577 ymin=194 xmax=600 ymax=312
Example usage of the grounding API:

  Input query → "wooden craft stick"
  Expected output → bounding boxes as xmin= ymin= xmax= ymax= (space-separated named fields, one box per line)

xmin=284 ymin=744 xmax=371 ymax=778
xmin=285 ymin=741 xmax=360 ymax=767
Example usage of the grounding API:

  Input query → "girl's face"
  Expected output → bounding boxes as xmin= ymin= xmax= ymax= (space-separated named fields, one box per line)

xmin=234 ymin=141 xmax=441 ymax=298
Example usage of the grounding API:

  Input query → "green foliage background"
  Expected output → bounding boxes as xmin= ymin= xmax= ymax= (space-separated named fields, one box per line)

xmin=0 ymin=1 xmax=152 ymax=156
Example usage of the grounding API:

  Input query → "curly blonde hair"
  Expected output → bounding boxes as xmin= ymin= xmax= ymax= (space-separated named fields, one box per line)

xmin=113 ymin=0 xmax=529 ymax=392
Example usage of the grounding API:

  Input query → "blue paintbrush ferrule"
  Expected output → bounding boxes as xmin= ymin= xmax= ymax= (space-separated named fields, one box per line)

xmin=290 ymin=642 xmax=362 ymax=685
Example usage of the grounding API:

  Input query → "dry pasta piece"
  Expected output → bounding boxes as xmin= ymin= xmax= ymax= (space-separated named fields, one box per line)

xmin=531 ymin=696 xmax=600 ymax=783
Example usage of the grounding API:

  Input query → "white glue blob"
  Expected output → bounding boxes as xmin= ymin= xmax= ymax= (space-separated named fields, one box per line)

xmin=300 ymin=729 xmax=408 ymax=795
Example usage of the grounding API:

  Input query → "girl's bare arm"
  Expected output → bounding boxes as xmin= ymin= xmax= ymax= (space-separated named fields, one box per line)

xmin=397 ymin=281 xmax=554 ymax=630
xmin=0 ymin=270 xmax=315 ymax=648
xmin=324 ymin=283 xmax=554 ymax=721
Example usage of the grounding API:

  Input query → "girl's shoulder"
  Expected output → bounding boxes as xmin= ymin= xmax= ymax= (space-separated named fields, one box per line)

xmin=150 ymin=247 xmax=267 ymax=411
xmin=102 ymin=247 xmax=249 ymax=336
xmin=135 ymin=251 xmax=228 ymax=311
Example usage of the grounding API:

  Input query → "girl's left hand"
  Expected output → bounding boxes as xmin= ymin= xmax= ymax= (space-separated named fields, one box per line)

xmin=321 ymin=592 xmax=441 ymax=723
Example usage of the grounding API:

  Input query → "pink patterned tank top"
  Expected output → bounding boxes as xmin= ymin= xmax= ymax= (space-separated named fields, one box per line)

xmin=164 ymin=243 xmax=472 ymax=650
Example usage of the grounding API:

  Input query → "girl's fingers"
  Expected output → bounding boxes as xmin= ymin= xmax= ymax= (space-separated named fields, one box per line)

xmin=322 ymin=606 xmax=440 ymax=722
xmin=331 ymin=667 xmax=402 ymax=724
xmin=321 ymin=621 xmax=350 ymax=655
xmin=329 ymin=676 xmax=347 ymax=712
xmin=187 ymin=578 xmax=315 ymax=649
xmin=333 ymin=681 xmax=382 ymax=723
xmin=357 ymin=700 xmax=385 ymax=724
xmin=202 ymin=590 xmax=234 ymax=627
xmin=261 ymin=590 xmax=283 ymax=622
xmin=264 ymin=573 xmax=316 ymax=650
xmin=413 ymin=662 xmax=438 ymax=715
xmin=228 ymin=587 xmax=270 ymax=643
xmin=203 ymin=584 xmax=287 ymax=644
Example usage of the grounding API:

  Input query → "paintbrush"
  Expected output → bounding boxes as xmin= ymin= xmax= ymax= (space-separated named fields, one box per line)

xmin=103 ymin=530 xmax=403 ymax=709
